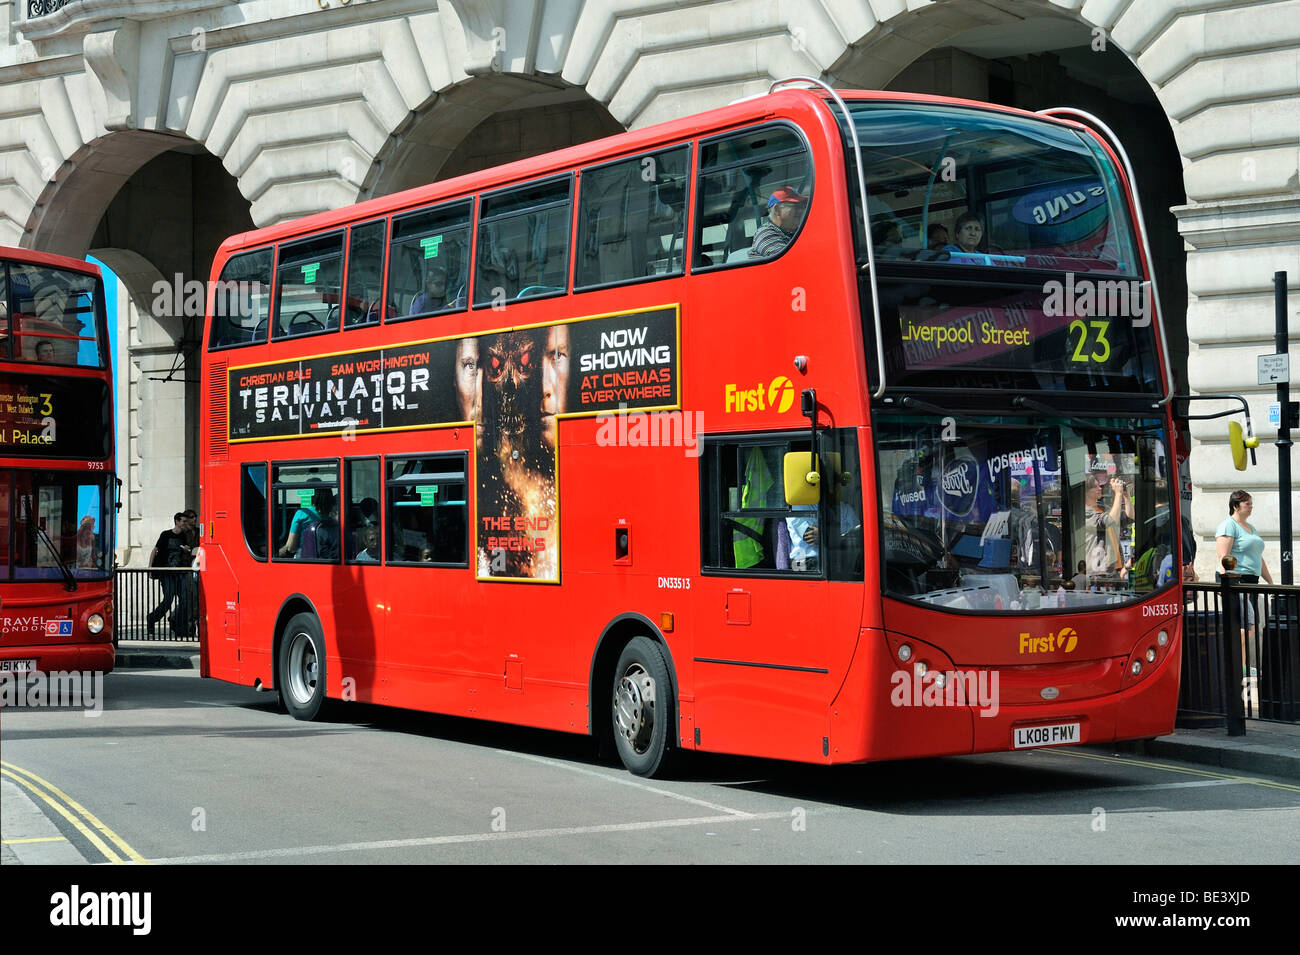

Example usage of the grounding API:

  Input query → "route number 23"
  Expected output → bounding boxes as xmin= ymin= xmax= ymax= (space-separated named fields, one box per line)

xmin=1069 ymin=319 xmax=1111 ymax=363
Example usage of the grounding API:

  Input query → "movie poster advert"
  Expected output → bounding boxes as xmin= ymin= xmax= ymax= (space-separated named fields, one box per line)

xmin=228 ymin=305 xmax=679 ymax=583
xmin=0 ymin=373 xmax=111 ymax=459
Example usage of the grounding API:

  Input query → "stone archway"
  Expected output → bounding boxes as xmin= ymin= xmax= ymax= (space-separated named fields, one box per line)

xmin=25 ymin=132 xmax=253 ymax=565
xmin=365 ymin=74 xmax=623 ymax=200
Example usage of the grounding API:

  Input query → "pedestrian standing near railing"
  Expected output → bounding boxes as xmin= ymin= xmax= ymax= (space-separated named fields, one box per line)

xmin=146 ymin=512 xmax=193 ymax=637
xmin=1216 ymin=490 xmax=1275 ymax=676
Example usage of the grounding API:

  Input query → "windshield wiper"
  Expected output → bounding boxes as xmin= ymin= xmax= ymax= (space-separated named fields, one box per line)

xmin=31 ymin=522 xmax=78 ymax=592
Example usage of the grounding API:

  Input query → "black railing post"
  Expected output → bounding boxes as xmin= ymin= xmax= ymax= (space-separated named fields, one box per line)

xmin=1220 ymin=573 xmax=1246 ymax=735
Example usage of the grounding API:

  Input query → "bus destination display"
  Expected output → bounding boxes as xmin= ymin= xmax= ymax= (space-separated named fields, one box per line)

xmin=0 ymin=373 xmax=111 ymax=459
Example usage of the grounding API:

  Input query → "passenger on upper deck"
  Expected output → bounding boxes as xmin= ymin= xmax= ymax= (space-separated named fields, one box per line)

xmin=944 ymin=213 xmax=985 ymax=255
xmin=750 ymin=187 xmax=808 ymax=258
xmin=410 ymin=267 xmax=448 ymax=314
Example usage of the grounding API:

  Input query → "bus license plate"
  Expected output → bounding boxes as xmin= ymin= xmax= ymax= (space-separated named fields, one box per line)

xmin=0 ymin=659 xmax=38 ymax=673
xmin=1013 ymin=722 xmax=1080 ymax=749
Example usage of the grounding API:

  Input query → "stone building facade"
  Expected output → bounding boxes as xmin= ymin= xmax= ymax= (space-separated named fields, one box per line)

xmin=0 ymin=0 xmax=1295 ymax=574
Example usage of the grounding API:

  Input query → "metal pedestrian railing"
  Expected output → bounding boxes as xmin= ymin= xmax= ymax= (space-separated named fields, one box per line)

xmin=113 ymin=568 xmax=200 ymax=643
xmin=1180 ymin=579 xmax=1300 ymax=732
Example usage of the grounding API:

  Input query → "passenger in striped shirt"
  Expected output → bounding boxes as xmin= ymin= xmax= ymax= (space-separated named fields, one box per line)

xmin=750 ymin=187 xmax=808 ymax=258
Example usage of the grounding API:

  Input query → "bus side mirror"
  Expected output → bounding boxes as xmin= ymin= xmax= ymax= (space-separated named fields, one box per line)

xmin=1227 ymin=421 xmax=1258 ymax=471
xmin=784 ymin=452 xmax=821 ymax=506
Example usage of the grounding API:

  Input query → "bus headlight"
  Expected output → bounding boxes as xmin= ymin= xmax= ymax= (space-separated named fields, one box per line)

xmin=897 ymin=644 xmax=912 ymax=663
xmin=913 ymin=661 xmax=928 ymax=678
xmin=1157 ymin=630 xmax=1169 ymax=647
xmin=1130 ymin=660 xmax=1142 ymax=676
xmin=1145 ymin=648 xmax=1157 ymax=663
xmin=87 ymin=614 xmax=104 ymax=635
xmin=933 ymin=671 xmax=947 ymax=689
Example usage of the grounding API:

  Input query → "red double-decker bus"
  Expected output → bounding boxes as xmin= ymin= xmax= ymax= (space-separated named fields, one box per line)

xmin=1 ymin=248 xmax=116 ymax=674
xmin=199 ymin=83 xmax=1183 ymax=776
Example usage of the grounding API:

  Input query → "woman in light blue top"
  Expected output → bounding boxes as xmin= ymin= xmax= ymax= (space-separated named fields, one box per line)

xmin=1215 ymin=490 xmax=1273 ymax=583
xmin=1215 ymin=489 xmax=1274 ymax=676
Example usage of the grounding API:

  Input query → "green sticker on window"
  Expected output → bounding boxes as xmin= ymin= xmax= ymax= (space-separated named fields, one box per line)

xmin=297 ymin=489 xmax=315 ymax=506
xmin=419 ymin=236 xmax=443 ymax=259
xmin=301 ymin=262 xmax=320 ymax=283
xmin=417 ymin=485 xmax=438 ymax=505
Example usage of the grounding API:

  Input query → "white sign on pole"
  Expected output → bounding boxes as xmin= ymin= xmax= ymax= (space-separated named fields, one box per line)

xmin=1258 ymin=353 xmax=1289 ymax=384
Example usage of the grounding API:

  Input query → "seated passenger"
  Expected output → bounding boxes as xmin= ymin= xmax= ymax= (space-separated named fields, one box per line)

xmin=409 ymin=267 xmax=447 ymax=315
xmin=750 ymin=187 xmax=808 ymax=258
xmin=871 ymin=221 xmax=903 ymax=257
xmin=927 ymin=223 xmax=949 ymax=251
xmin=944 ymin=213 xmax=984 ymax=255
xmin=353 ymin=524 xmax=380 ymax=562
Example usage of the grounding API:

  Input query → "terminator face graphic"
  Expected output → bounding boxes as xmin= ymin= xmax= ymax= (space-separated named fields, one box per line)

xmin=484 ymin=330 xmax=539 ymax=443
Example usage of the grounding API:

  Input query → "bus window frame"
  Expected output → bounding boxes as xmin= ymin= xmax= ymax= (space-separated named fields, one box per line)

xmin=272 ymin=230 xmax=347 ymax=343
xmin=472 ymin=174 xmax=575 ymax=309
xmin=691 ymin=120 xmax=815 ymax=275
xmin=207 ymin=245 xmax=278 ymax=352
xmin=343 ymin=217 xmax=390 ymax=330
xmin=385 ymin=199 xmax=474 ymax=325
xmin=241 ymin=461 xmax=269 ymax=562
xmin=385 ymin=451 xmax=470 ymax=569
xmin=270 ymin=458 xmax=341 ymax=564
xmin=344 ymin=455 xmax=383 ymax=565
xmin=699 ymin=431 xmax=828 ymax=580
xmin=2 ymin=259 xmax=110 ymax=369
xmin=572 ymin=142 xmax=694 ymax=294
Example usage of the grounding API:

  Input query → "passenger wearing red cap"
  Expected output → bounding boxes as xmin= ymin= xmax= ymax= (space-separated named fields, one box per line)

xmin=750 ymin=186 xmax=808 ymax=258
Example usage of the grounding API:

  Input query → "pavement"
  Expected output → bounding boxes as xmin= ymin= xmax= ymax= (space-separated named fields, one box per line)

xmin=3 ymin=640 xmax=1296 ymax=864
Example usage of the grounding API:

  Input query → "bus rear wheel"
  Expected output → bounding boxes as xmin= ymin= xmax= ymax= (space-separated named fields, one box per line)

xmin=612 ymin=637 xmax=675 ymax=777
xmin=279 ymin=613 xmax=326 ymax=721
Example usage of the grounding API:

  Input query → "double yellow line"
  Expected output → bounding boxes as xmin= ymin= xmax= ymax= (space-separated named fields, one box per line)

xmin=1 ymin=761 xmax=148 ymax=864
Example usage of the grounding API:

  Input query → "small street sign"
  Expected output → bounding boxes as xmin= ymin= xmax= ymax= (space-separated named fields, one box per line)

xmin=1257 ymin=353 xmax=1289 ymax=384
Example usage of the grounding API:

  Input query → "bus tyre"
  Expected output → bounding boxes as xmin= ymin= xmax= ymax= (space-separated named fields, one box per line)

xmin=612 ymin=637 xmax=675 ymax=778
xmin=279 ymin=613 xmax=326 ymax=721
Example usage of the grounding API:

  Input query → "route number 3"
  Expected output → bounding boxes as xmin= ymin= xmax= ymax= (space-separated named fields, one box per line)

xmin=1069 ymin=320 xmax=1111 ymax=363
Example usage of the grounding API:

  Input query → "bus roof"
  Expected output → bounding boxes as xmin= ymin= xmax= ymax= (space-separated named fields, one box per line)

xmin=0 ymin=245 xmax=103 ymax=278
xmin=214 ymin=86 xmax=1092 ymax=262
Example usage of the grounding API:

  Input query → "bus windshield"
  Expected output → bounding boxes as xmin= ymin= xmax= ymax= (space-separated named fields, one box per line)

xmin=847 ymin=102 xmax=1139 ymax=274
xmin=876 ymin=413 xmax=1175 ymax=613
xmin=0 ymin=261 xmax=105 ymax=367
xmin=0 ymin=470 xmax=114 ymax=581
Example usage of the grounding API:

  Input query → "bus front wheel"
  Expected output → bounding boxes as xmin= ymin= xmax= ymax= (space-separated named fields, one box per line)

xmin=612 ymin=637 xmax=675 ymax=778
xmin=279 ymin=613 xmax=326 ymax=721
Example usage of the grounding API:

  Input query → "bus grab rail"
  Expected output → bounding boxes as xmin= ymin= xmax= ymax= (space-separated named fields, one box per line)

xmin=769 ymin=77 xmax=888 ymax=399
xmin=1037 ymin=106 xmax=1175 ymax=408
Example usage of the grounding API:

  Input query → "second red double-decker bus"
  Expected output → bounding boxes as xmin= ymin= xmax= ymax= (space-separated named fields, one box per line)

xmin=0 ymin=248 xmax=116 ymax=675
xmin=199 ymin=82 xmax=1183 ymax=776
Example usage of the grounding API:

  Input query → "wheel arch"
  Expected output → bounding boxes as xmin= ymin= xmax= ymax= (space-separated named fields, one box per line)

xmin=588 ymin=612 xmax=679 ymax=741
xmin=271 ymin=593 xmax=323 ymax=692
